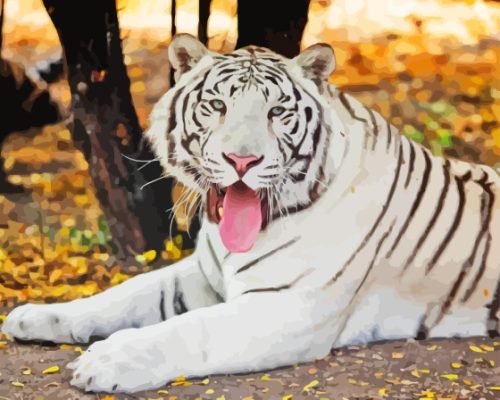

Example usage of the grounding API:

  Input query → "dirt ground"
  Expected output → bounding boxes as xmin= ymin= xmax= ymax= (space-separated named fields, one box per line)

xmin=0 ymin=329 xmax=499 ymax=400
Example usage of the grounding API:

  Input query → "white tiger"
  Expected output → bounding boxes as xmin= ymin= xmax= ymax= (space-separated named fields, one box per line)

xmin=3 ymin=34 xmax=499 ymax=393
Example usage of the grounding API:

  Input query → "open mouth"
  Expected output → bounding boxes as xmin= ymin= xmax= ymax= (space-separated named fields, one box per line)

xmin=207 ymin=181 xmax=269 ymax=253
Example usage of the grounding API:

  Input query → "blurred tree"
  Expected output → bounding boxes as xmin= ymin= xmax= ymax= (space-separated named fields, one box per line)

xmin=42 ymin=0 xmax=179 ymax=258
xmin=236 ymin=0 xmax=310 ymax=57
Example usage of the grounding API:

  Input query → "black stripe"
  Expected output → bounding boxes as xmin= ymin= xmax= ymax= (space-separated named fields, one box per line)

xmin=426 ymin=171 xmax=471 ymax=274
xmin=365 ymin=106 xmax=379 ymax=137
xmin=386 ymin=121 xmax=392 ymax=150
xmin=207 ymin=234 xmax=223 ymax=273
xmin=405 ymin=142 xmax=416 ymax=188
xmin=338 ymin=92 xmax=368 ymax=123
xmin=293 ymin=87 xmax=302 ymax=101
xmin=352 ymin=220 xmax=396 ymax=298
xmin=460 ymin=174 xmax=495 ymax=302
xmin=197 ymin=259 xmax=225 ymax=303
xmin=402 ymin=160 xmax=451 ymax=272
xmin=461 ymin=233 xmax=491 ymax=303
xmin=305 ymin=107 xmax=312 ymax=122
xmin=326 ymin=142 xmax=404 ymax=286
xmin=173 ymin=277 xmax=189 ymax=315
xmin=159 ymin=289 xmax=166 ymax=322
xmin=386 ymin=149 xmax=432 ymax=258
xmin=236 ymin=237 xmax=300 ymax=274
xmin=242 ymin=270 xmax=311 ymax=295
xmin=432 ymin=202 xmax=490 ymax=330
xmin=167 ymin=86 xmax=186 ymax=133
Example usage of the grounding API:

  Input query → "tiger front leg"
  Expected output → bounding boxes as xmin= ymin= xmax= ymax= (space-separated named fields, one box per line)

xmin=1 ymin=255 xmax=221 ymax=344
xmin=69 ymin=290 xmax=334 ymax=393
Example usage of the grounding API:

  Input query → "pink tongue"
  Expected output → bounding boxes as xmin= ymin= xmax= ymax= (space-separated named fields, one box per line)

xmin=219 ymin=183 xmax=262 ymax=252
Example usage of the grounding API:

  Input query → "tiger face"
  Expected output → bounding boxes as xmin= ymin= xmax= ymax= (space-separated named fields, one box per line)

xmin=147 ymin=34 xmax=337 ymax=253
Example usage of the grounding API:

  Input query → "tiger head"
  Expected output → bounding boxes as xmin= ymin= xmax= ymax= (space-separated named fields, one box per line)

xmin=147 ymin=34 xmax=339 ymax=253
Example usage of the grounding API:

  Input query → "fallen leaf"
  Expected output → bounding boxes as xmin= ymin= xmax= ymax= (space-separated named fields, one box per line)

xmin=11 ymin=380 xmax=24 ymax=387
xmin=440 ymin=374 xmax=459 ymax=381
xmin=479 ymin=344 xmax=494 ymax=352
xmin=42 ymin=365 xmax=60 ymax=374
xmin=451 ymin=362 xmax=462 ymax=369
xmin=392 ymin=351 xmax=405 ymax=359
xmin=21 ymin=367 xmax=32 ymax=375
xmin=469 ymin=345 xmax=484 ymax=353
xmin=303 ymin=379 xmax=319 ymax=392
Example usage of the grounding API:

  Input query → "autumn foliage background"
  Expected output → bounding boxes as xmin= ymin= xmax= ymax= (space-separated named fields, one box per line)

xmin=0 ymin=0 xmax=499 ymax=310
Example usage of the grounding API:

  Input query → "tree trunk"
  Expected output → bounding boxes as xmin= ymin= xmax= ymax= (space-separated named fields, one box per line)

xmin=198 ymin=0 xmax=211 ymax=46
xmin=236 ymin=0 xmax=310 ymax=57
xmin=42 ymin=0 xmax=177 ymax=258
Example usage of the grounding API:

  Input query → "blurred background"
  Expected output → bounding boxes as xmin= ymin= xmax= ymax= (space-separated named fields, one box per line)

xmin=0 ymin=0 xmax=499 ymax=308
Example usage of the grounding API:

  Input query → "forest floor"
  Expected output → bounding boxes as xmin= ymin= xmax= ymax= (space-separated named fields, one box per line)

xmin=0 ymin=9 xmax=500 ymax=400
xmin=0 ymin=331 xmax=499 ymax=400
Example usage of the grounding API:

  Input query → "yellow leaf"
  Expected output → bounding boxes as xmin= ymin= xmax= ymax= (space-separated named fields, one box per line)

xmin=469 ymin=345 xmax=484 ymax=353
xmin=11 ymin=380 xmax=24 ymax=387
xmin=419 ymin=369 xmax=430 ymax=374
xmin=216 ymin=396 xmax=226 ymax=400
xmin=392 ymin=351 xmax=405 ymax=359
xmin=110 ymin=272 xmax=130 ymax=286
xmin=260 ymin=374 xmax=271 ymax=381
xmin=42 ymin=365 xmax=60 ymax=374
xmin=201 ymin=378 xmax=209 ymax=385
xmin=440 ymin=374 xmax=458 ymax=381
xmin=21 ymin=367 xmax=32 ymax=375
xmin=303 ymin=379 xmax=319 ymax=392
xmin=102 ymin=396 xmax=115 ymax=400
xmin=74 ymin=346 xmax=85 ymax=355
xmin=488 ymin=386 xmax=500 ymax=391
xmin=0 ymin=314 xmax=6 ymax=322
xmin=157 ymin=390 xmax=169 ymax=395
xmin=451 ymin=362 xmax=462 ymax=369
xmin=479 ymin=344 xmax=494 ymax=352
xmin=282 ymin=395 xmax=293 ymax=400
xmin=205 ymin=389 xmax=215 ymax=394
xmin=49 ymin=269 xmax=63 ymax=284
xmin=463 ymin=379 xmax=473 ymax=385
xmin=378 ymin=388 xmax=389 ymax=395
xmin=426 ymin=345 xmax=438 ymax=351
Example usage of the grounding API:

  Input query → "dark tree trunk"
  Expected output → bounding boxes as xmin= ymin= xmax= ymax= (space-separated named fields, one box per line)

xmin=42 ymin=0 xmax=177 ymax=258
xmin=236 ymin=0 xmax=310 ymax=57
xmin=198 ymin=0 xmax=211 ymax=46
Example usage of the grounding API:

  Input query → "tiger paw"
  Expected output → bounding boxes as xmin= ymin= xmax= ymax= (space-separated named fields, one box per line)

xmin=1 ymin=303 xmax=89 ymax=343
xmin=69 ymin=328 xmax=170 ymax=392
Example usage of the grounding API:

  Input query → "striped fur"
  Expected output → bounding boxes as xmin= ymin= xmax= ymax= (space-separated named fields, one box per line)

xmin=3 ymin=35 xmax=499 ymax=393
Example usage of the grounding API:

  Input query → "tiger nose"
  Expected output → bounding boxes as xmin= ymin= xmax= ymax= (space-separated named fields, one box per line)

xmin=222 ymin=153 xmax=264 ymax=177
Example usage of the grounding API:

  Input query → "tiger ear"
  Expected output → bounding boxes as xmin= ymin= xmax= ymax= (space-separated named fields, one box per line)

xmin=293 ymin=43 xmax=336 ymax=83
xmin=168 ymin=34 xmax=209 ymax=80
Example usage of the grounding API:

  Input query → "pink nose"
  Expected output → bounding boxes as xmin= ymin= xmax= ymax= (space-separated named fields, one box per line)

xmin=223 ymin=153 xmax=263 ymax=177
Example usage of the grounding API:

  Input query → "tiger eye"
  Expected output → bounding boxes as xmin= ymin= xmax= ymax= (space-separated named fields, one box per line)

xmin=210 ymin=99 xmax=226 ymax=112
xmin=268 ymin=106 xmax=286 ymax=118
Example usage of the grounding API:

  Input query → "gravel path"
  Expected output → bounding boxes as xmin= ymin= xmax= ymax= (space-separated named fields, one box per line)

xmin=0 ymin=332 xmax=499 ymax=400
